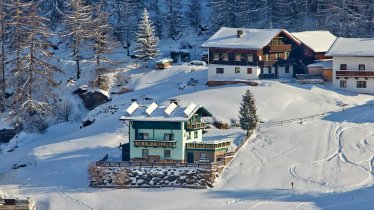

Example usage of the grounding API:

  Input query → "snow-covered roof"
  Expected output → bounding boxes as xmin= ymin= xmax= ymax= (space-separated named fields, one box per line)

xmin=120 ymin=102 xmax=213 ymax=122
xmin=201 ymin=27 xmax=300 ymax=49
xmin=291 ymin=31 xmax=336 ymax=53
xmin=326 ymin=38 xmax=374 ymax=57
xmin=307 ymin=60 xmax=333 ymax=69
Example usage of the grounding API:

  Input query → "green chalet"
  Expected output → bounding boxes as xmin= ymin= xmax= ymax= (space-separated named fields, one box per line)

xmin=120 ymin=101 xmax=231 ymax=163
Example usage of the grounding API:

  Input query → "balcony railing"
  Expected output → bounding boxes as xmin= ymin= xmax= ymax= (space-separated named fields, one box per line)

xmin=186 ymin=122 xmax=205 ymax=130
xmin=134 ymin=140 xmax=176 ymax=148
xmin=186 ymin=141 xmax=231 ymax=150
xmin=266 ymin=45 xmax=292 ymax=52
xmin=336 ymin=70 xmax=374 ymax=77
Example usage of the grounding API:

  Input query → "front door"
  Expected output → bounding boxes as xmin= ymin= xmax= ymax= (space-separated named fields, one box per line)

xmin=142 ymin=149 xmax=149 ymax=158
xmin=187 ymin=152 xmax=194 ymax=163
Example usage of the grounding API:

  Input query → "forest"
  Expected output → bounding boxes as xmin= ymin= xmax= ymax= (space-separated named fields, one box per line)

xmin=0 ymin=0 xmax=372 ymax=132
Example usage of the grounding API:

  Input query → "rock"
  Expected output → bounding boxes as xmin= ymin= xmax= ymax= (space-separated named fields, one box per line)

xmin=137 ymin=179 xmax=145 ymax=185
xmin=179 ymin=175 xmax=187 ymax=180
xmin=74 ymin=87 xmax=110 ymax=110
xmin=152 ymin=177 xmax=162 ymax=185
xmin=80 ymin=119 xmax=95 ymax=128
xmin=167 ymin=175 xmax=177 ymax=182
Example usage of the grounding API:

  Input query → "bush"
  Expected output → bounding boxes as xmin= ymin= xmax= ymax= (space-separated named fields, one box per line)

xmin=53 ymin=100 xmax=73 ymax=122
xmin=94 ymin=74 xmax=110 ymax=91
xmin=22 ymin=115 xmax=49 ymax=133
xmin=213 ymin=121 xmax=230 ymax=130
xmin=115 ymin=74 xmax=131 ymax=86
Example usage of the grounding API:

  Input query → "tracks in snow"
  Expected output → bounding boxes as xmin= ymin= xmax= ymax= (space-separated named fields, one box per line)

xmin=288 ymin=122 xmax=374 ymax=192
xmin=57 ymin=187 xmax=93 ymax=210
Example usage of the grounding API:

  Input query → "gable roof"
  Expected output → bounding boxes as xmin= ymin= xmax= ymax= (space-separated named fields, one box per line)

xmin=326 ymin=38 xmax=374 ymax=57
xmin=291 ymin=31 xmax=336 ymax=53
xmin=201 ymin=27 xmax=300 ymax=49
xmin=120 ymin=103 xmax=213 ymax=122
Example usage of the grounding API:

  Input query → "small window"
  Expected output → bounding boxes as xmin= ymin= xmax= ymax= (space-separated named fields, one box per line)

xmin=340 ymin=80 xmax=347 ymax=88
xmin=359 ymin=64 xmax=365 ymax=71
xmin=247 ymin=54 xmax=254 ymax=62
xmin=194 ymin=130 xmax=198 ymax=138
xmin=340 ymin=64 xmax=347 ymax=70
xmin=247 ymin=68 xmax=252 ymax=74
xmin=357 ymin=81 xmax=367 ymax=88
xmin=186 ymin=132 xmax=191 ymax=140
xmin=268 ymin=67 xmax=272 ymax=74
xmin=216 ymin=68 xmax=224 ymax=74
xmin=260 ymin=67 xmax=264 ymax=74
xmin=235 ymin=53 xmax=241 ymax=61
xmin=274 ymin=53 xmax=279 ymax=60
xmin=164 ymin=150 xmax=171 ymax=158
xmin=265 ymin=54 xmax=269 ymax=61
xmin=285 ymin=51 xmax=290 ymax=59
xmin=139 ymin=133 xmax=149 ymax=140
xmin=142 ymin=149 xmax=149 ymax=158
xmin=223 ymin=53 xmax=228 ymax=61
xmin=213 ymin=52 xmax=219 ymax=61
xmin=235 ymin=67 xmax=240 ymax=74
xmin=200 ymin=153 xmax=206 ymax=159
xmin=285 ymin=66 xmax=290 ymax=73
xmin=164 ymin=133 xmax=174 ymax=141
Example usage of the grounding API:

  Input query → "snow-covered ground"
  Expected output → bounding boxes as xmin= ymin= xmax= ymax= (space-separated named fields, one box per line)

xmin=2 ymin=65 xmax=374 ymax=209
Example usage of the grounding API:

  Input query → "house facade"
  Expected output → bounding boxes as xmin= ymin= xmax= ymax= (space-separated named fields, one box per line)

xmin=120 ymin=102 xmax=231 ymax=163
xmin=291 ymin=31 xmax=336 ymax=66
xmin=201 ymin=27 xmax=302 ymax=83
xmin=326 ymin=38 xmax=374 ymax=94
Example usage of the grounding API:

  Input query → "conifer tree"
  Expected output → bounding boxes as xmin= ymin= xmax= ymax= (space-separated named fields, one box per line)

xmin=10 ymin=2 xmax=60 ymax=131
xmin=239 ymin=89 xmax=258 ymax=137
xmin=0 ymin=1 xmax=8 ymax=112
xmin=134 ymin=8 xmax=159 ymax=66
xmin=64 ymin=0 xmax=93 ymax=79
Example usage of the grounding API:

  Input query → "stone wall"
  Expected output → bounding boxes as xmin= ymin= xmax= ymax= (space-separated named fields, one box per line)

xmin=89 ymin=167 xmax=219 ymax=188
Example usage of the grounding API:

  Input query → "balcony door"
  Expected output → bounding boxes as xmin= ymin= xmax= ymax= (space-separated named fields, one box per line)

xmin=164 ymin=133 xmax=174 ymax=141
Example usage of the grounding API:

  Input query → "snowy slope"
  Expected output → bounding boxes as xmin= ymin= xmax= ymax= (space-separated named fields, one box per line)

xmin=1 ymin=65 xmax=374 ymax=209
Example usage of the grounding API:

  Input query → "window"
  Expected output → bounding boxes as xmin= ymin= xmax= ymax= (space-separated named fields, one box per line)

xmin=265 ymin=54 xmax=269 ymax=61
xmin=285 ymin=66 xmax=290 ymax=73
xmin=340 ymin=80 xmax=347 ymax=88
xmin=274 ymin=53 xmax=279 ymax=60
xmin=271 ymin=38 xmax=279 ymax=46
xmin=194 ymin=130 xmax=198 ymax=139
xmin=235 ymin=67 xmax=240 ymax=74
xmin=359 ymin=64 xmax=365 ymax=71
xmin=223 ymin=53 xmax=229 ymax=61
xmin=139 ymin=133 xmax=149 ymax=140
xmin=164 ymin=133 xmax=174 ymax=141
xmin=213 ymin=52 xmax=219 ymax=61
xmin=186 ymin=132 xmax=191 ymax=140
xmin=216 ymin=68 xmax=224 ymax=74
xmin=357 ymin=81 xmax=367 ymax=88
xmin=247 ymin=54 xmax=254 ymax=62
xmin=142 ymin=149 xmax=149 ymax=158
xmin=235 ymin=53 xmax=241 ymax=61
xmin=200 ymin=153 xmax=206 ymax=159
xmin=268 ymin=67 xmax=272 ymax=74
xmin=247 ymin=68 xmax=252 ymax=74
xmin=260 ymin=67 xmax=264 ymax=74
xmin=340 ymin=64 xmax=347 ymax=70
xmin=164 ymin=150 xmax=171 ymax=158
xmin=285 ymin=51 xmax=290 ymax=59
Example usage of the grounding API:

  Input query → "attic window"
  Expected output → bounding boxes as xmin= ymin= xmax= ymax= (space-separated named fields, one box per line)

xmin=213 ymin=52 xmax=219 ymax=61
xmin=237 ymin=30 xmax=243 ymax=38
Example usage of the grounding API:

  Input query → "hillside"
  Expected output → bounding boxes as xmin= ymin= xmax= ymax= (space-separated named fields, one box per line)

xmin=1 ymin=65 xmax=374 ymax=209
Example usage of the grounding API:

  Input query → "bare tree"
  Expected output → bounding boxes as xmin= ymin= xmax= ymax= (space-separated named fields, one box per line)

xmin=64 ymin=0 xmax=93 ymax=79
xmin=10 ymin=2 xmax=60 ymax=130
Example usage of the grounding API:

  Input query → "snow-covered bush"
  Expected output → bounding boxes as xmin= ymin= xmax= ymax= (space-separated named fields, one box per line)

xmin=115 ymin=74 xmax=131 ymax=86
xmin=53 ymin=100 xmax=74 ymax=122
xmin=23 ymin=115 xmax=49 ymax=133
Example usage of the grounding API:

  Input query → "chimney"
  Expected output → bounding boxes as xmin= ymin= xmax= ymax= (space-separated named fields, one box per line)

xmin=169 ymin=98 xmax=179 ymax=106
xmin=237 ymin=30 xmax=243 ymax=38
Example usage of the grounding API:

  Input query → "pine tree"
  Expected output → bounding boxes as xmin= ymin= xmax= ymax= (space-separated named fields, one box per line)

xmin=134 ymin=8 xmax=159 ymax=66
xmin=0 ymin=0 xmax=8 ymax=112
xmin=64 ymin=0 xmax=93 ymax=79
xmin=188 ymin=0 xmax=201 ymax=33
xmin=166 ymin=0 xmax=184 ymax=39
xmin=44 ymin=0 xmax=68 ymax=29
xmin=239 ymin=89 xmax=258 ymax=137
xmin=9 ymin=2 xmax=60 ymax=131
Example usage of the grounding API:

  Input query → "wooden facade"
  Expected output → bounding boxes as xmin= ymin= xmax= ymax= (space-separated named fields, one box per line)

xmin=207 ymin=31 xmax=303 ymax=78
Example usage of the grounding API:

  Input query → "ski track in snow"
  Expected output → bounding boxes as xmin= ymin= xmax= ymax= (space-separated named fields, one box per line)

xmin=288 ymin=120 xmax=374 ymax=192
xmin=57 ymin=187 xmax=93 ymax=210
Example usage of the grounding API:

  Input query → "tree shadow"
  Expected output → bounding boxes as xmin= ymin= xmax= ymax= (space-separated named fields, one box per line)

xmin=322 ymin=100 xmax=374 ymax=124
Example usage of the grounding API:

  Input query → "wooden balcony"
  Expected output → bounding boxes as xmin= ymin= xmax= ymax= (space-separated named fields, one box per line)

xmin=186 ymin=141 xmax=231 ymax=151
xmin=336 ymin=70 xmax=374 ymax=77
xmin=186 ymin=122 xmax=205 ymax=130
xmin=267 ymin=45 xmax=292 ymax=52
xmin=134 ymin=140 xmax=176 ymax=148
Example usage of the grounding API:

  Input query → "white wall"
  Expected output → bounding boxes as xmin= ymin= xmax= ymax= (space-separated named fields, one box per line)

xmin=208 ymin=64 xmax=260 ymax=81
xmin=333 ymin=56 xmax=374 ymax=94
xmin=277 ymin=66 xmax=294 ymax=78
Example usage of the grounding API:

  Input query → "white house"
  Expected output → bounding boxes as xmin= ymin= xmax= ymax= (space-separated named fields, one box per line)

xmin=201 ymin=27 xmax=302 ymax=85
xmin=326 ymin=38 xmax=374 ymax=94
